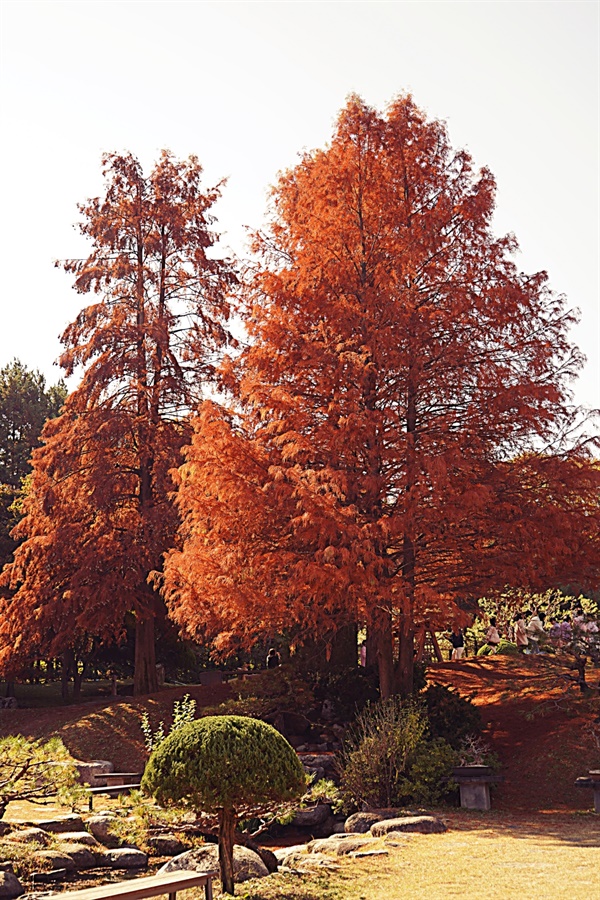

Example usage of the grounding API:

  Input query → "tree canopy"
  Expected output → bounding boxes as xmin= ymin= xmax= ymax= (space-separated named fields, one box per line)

xmin=0 ymin=152 xmax=235 ymax=694
xmin=159 ymin=95 xmax=599 ymax=696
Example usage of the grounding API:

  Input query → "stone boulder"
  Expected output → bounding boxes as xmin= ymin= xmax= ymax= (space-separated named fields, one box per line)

xmin=0 ymin=872 xmax=23 ymax=898
xmin=160 ymin=845 xmax=268 ymax=883
xmin=344 ymin=809 xmax=401 ymax=833
xmin=58 ymin=832 xmax=99 ymax=847
xmin=106 ymin=848 xmax=147 ymax=869
xmin=146 ymin=834 xmax=188 ymax=857
xmin=35 ymin=814 xmax=86 ymax=834
xmin=86 ymin=814 xmax=117 ymax=845
xmin=279 ymin=849 xmax=340 ymax=872
xmin=8 ymin=828 xmax=50 ymax=846
xmin=291 ymin=803 xmax=332 ymax=828
xmin=57 ymin=845 xmax=97 ymax=870
xmin=32 ymin=851 xmax=76 ymax=872
xmin=74 ymin=760 xmax=114 ymax=786
xmin=308 ymin=834 xmax=373 ymax=856
xmin=370 ymin=815 xmax=446 ymax=836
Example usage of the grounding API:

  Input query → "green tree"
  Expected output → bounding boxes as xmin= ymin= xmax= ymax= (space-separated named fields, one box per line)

xmin=142 ymin=715 xmax=306 ymax=895
xmin=0 ymin=360 xmax=66 ymax=573
xmin=0 ymin=735 xmax=80 ymax=819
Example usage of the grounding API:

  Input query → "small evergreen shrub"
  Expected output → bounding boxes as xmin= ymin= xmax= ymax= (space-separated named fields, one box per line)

xmin=142 ymin=715 xmax=306 ymax=895
xmin=495 ymin=639 xmax=519 ymax=656
xmin=422 ymin=683 xmax=482 ymax=749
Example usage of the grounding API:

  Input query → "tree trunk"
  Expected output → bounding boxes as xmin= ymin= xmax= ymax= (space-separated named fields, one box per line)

xmin=73 ymin=659 xmax=85 ymax=701
xmin=218 ymin=807 xmax=237 ymax=895
xmin=134 ymin=613 xmax=158 ymax=696
xmin=61 ymin=649 xmax=73 ymax=702
xmin=396 ymin=611 xmax=415 ymax=697
xmin=327 ymin=622 xmax=359 ymax=668
xmin=373 ymin=610 xmax=395 ymax=700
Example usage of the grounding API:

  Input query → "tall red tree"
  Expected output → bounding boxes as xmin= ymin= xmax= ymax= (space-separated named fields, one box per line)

xmin=160 ymin=96 xmax=599 ymax=696
xmin=0 ymin=152 xmax=235 ymax=694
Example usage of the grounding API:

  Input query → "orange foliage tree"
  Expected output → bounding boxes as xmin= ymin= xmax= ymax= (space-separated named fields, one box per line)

xmin=0 ymin=152 xmax=235 ymax=695
xmin=161 ymin=96 xmax=599 ymax=696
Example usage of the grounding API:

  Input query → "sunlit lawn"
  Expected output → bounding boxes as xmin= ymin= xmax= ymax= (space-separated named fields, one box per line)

xmin=227 ymin=813 xmax=599 ymax=900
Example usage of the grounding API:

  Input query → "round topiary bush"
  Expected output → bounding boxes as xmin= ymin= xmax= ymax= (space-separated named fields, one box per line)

xmin=142 ymin=715 xmax=306 ymax=895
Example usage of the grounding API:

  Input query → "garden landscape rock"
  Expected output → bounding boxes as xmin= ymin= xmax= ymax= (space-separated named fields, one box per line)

xmin=57 ymin=845 xmax=97 ymax=869
xmin=34 ymin=815 xmax=85 ymax=834
xmin=8 ymin=829 xmax=50 ymax=846
xmin=74 ymin=760 xmax=114 ymax=786
xmin=291 ymin=803 xmax=332 ymax=827
xmin=309 ymin=834 xmax=373 ymax=856
xmin=58 ymin=832 xmax=99 ymax=847
xmin=370 ymin=815 xmax=446 ymax=836
xmin=86 ymin=814 xmax=117 ymax=845
xmin=0 ymin=872 xmax=24 ymax=899
xmin=146 ymin=834 xmax=187 ymax=856
xmin=160 ymin=845 xmax=268 ymax=883
xmin=344 ymin=810 xmax=402 ymax=833
xmin=32 ymin=851 xmax=75 ymax=872
xmin=106 ymin=848 xmax=147 ymax=868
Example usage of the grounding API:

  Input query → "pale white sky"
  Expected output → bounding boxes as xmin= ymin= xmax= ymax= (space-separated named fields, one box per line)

xmin=1 ymin=0 xmax=598 ymax=410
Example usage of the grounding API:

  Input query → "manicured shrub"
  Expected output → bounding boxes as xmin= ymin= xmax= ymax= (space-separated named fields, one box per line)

xmin=142 ymin=715 xmax=305 ymax=895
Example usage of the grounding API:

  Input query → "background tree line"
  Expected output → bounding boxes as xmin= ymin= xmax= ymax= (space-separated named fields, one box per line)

xmin=1 ymin=95 xmax=598 ymax=698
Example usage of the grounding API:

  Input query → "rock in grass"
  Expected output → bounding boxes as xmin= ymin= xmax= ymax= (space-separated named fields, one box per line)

xmin=160 ymin=845 xmax=268 ymax=883
xmin=370 ymin=815 xmax=446 ymax=836
xmin=0 ymin=872 xmax=24 ymax=898
xmin=57 ymin=845 xmax=97 ymax=870
xmin=35 ymin=815 xmax=85 ymax=834
xmin=32 ymin=851 xmax=76 ymax=872
xmin=8 ymin=828 xmax=50 ymax=846
xmin=344 ymin=810 xmax=401 ymax=833
xmin=106 ymin=848 xmax=147 ymax=869
xmin=308 ymin=834 xmax=372 ymax=856
xmin=86 ymin=814 xmax=117 ymax=845
xmin=146 ymin=834 xmax=188 ymax=856
xmin=291 ymin=803 xmax=332 ymax=827
xmin=58 ymin=832 xmax=99 ymax=847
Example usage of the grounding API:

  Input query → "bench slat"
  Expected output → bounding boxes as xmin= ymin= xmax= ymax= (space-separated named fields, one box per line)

xmin=55 ymin=870 xmax=219 ymax=900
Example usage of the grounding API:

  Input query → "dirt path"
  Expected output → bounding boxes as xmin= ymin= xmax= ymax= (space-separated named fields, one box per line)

xmin=426 ymin=656 xmax=599 ymax=811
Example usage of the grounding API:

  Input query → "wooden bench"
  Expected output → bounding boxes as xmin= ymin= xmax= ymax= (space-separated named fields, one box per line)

xmin=88 ymin=783 xmax=142 ymax=810
xmin=575 ymin=773 xmax=600 ymax=812
xmin=100 ymin=773 xmax=144 ymax=786
xmin=54 ymin=869 xmax=218 ymax=900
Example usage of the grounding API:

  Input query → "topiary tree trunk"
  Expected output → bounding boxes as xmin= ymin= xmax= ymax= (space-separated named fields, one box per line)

xmin=218 ymin=806 xmax=237 ymax=895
